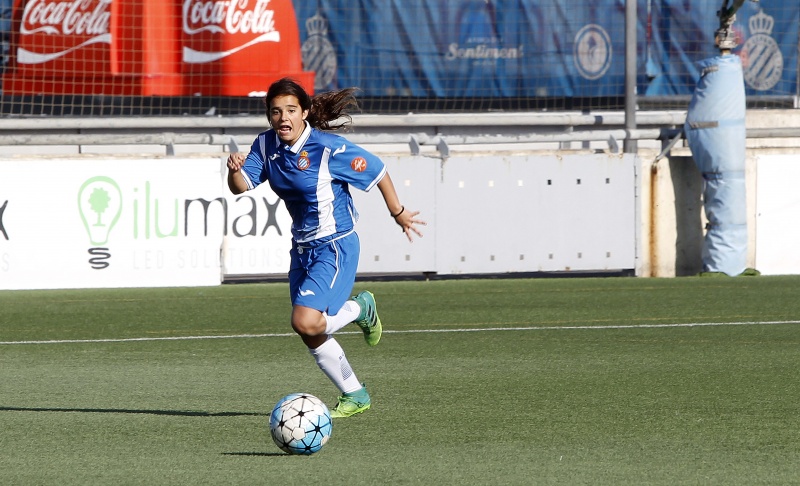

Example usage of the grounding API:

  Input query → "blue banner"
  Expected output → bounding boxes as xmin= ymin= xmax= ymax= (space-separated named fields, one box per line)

xmin=645 ymin=0 xmax=798 ymax=97
xmin=293 ymin=0 xmax=798 ymax=98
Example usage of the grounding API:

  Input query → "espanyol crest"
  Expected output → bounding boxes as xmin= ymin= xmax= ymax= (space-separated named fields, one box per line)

xmin=742 ymin=10 xmax=783 ymax=91
xmin=301 ymin=12 xmax=337 ymax=91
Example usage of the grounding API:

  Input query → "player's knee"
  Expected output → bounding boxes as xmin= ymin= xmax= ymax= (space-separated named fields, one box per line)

xmin=291 ymin=319 xmax=320 ymax=336
xmin=290 ymin=307 xmax=326 ymax=337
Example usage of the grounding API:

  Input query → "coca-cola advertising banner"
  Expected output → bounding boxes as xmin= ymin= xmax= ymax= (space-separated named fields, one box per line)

xmin=3 ymin=0 xmax=313 ymax=96
xmin=17 ymin=0 xmax=111 ymax=67
xmin=181 ymin=0 xmax=312 ymax=95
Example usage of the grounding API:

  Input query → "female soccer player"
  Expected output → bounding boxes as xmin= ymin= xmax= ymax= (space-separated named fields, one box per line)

xmin=226 ymin=78 xmax=425 ymax=418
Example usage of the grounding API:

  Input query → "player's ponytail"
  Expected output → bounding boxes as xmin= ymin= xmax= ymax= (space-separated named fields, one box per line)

xmin=308 ymin=88 xmax=358 ymax=131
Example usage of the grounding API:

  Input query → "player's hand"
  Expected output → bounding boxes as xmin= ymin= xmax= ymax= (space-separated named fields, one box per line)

xmin=394 ymin=208 xmax=426 ymax=242
xmin=227 ymin=152 xmax=245 ymax=172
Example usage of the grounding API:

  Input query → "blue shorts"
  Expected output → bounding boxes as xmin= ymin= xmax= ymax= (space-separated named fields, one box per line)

xmin=288 ymin=232 xmax=360 ymax=315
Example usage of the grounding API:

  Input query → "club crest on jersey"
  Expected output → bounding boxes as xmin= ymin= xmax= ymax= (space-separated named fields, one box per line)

xmin=297 ymin=151 xmax=311 ymax=170
xmin=351 ymin=157 xmax=367 ymax=172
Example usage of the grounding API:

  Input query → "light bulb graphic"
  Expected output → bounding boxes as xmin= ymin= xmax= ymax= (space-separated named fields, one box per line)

xmin=78 ymin=176 xmax=122 ymax=246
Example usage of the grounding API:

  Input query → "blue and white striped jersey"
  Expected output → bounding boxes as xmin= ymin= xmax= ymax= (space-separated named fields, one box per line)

xmin=239 ymin=122 xmax=387 ymax=244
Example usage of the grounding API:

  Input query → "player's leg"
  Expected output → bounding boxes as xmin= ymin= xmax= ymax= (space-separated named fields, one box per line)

xmin=288 ymin=239 xmax=349 ymax=339
xmin=289 ymin=236 xmax=371 ymax=417
xmin=304 ymin=234 xmax=382 ymax=345
xmin=289 ymin=236 xmax=359 ymax=337
xmin=307 ymin=335 xmax=363 ymax=396
xmin=321 ymin=299 xmax=360 ymax=334
xmin=323 ymin=233 xmax=383 ymax=345
xmin=321 ymin=290 xmax=381 ymax=343
xmin=308 ymin=336 xmax=371 ymax=417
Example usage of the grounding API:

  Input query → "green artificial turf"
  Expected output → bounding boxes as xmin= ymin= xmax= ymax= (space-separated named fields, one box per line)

xmin=1 ymin=276 xmax=799 ymax=485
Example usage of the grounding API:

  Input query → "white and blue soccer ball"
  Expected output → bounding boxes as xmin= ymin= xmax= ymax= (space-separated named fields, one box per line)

xmin=269 ymin=393 xmax=332 ymax=455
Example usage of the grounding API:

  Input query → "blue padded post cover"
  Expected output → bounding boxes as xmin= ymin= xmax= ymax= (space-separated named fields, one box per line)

xmin=684 ymin=55 xmax=747 ymax=276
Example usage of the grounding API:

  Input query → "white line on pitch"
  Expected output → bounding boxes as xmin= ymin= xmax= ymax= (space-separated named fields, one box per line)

xmin=1 ymin=320 xmax=799 ymax=346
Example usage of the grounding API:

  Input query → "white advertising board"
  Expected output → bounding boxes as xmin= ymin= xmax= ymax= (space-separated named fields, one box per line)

xmin=219 ymin=177 xmax=294 ymax=277
xmin=0 ymin=152 xmax=644 ymax=289
xmin=0 ymin=158 xmax=229 ymax=289
xmin=755 ymin=154 xmax=800 ymax=275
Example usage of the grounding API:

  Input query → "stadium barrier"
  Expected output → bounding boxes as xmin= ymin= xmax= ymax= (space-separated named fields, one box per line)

xmin=0 ymin=0 xmax=797 ymax=289
xmin=1 ymin=109 xmax=799 ymax=289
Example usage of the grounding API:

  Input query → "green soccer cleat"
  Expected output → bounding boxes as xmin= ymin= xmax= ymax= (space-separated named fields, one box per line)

xmin=352 ymin=290 xmax=382 ymax=346
xmin=330 ymin=386 xmax=371 ymax=418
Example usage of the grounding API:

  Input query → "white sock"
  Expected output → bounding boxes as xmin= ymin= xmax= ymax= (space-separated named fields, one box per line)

xmin=309 ymin=337 xmax=362 ymax=394
xmin=323 ymin=299 xmax=360 ymax=334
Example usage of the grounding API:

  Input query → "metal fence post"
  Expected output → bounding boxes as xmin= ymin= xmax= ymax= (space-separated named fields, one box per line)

xmin=624 ymin=0 xmax=638 ymax=153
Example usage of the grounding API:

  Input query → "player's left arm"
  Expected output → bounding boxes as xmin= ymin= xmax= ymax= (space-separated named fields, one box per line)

xmin=376 ymin=172 xmax=425 ymax=242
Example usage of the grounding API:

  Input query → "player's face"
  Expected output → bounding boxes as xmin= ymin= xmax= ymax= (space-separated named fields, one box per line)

xmin=269 ymin=95 xmax=309 ymax=146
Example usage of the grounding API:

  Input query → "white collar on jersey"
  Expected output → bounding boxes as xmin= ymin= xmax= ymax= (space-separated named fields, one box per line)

xmin=274 ymin=121 xmax=312 ymax=154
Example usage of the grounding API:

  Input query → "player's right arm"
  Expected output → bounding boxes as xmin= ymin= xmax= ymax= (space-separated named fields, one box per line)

xmin=227 ymin=152 xmax=249 ymax=194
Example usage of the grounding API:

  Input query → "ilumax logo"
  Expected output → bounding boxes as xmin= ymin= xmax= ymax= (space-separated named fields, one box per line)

xmin=0 ymin=200 xmax=9 ymax=273
xmin=131 ymin=182 xmax=282 ymax=239
xmin=230 ymin=195 xmax=283 ymax=237
xmin=79 ymin=176 xmax=122 ymax=246
xmin=0 ymin=200 xmax=8 ymax=240
xmin=78 ymin=176 xmax=122 ymax=269
xmin=77 ymin=176 xmax=284 ymax=270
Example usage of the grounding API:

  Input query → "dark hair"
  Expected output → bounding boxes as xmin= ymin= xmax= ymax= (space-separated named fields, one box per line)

xmin=265 ymin=77 xmax=358 ymax=131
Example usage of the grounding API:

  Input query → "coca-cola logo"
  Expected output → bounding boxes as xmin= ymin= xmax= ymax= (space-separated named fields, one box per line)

xmin=182 ymin=0 xmax=281 ymax=64
xmin=183 ymin=0 xmax=276 ymax=35
xmin=21 ymin=0 xmax=111 ymax=36
xmin=18 ymin=0 xmax=111 ymax=64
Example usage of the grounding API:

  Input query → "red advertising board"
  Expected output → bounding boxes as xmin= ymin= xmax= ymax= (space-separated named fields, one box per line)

xmin=181 ymin=0 xmax=313 ymax=96
xmin=2 ymin=0 xmax=313 ymax=96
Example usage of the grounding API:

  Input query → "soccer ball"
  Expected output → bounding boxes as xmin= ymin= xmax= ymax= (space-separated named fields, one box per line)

xmin=269 ymin=393 xmax=332 ymax=455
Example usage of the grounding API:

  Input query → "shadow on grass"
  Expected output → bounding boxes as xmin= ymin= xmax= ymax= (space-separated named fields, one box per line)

xmin=222 ymin=452 xmax=287 ymax=457
xmin=0 ymin=406 xmax=266 ymax=417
